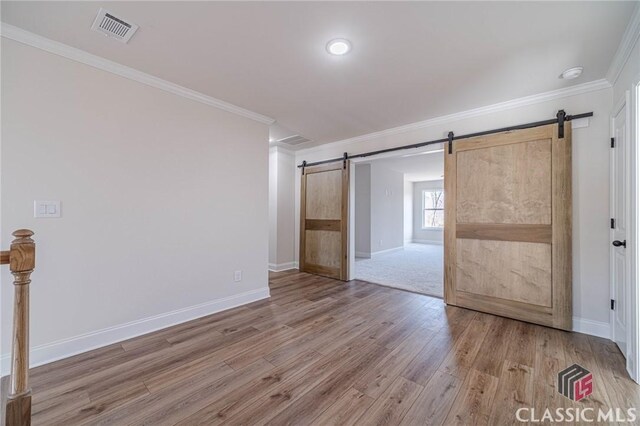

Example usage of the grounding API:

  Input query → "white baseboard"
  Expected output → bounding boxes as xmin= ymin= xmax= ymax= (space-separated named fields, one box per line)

xmin=355 ymin=251 xmax=371 ymax=259
xmin=371 ymin=246 xmax=404 ymax=257
xmin=0 ymin=287 xmax=270 ymax=375
xmin=412 ymin=239 xmax=443 ymax=245
xmin=573 ymin=317 xmax=610 ymax=339
xmin=0 ymin=288 xmax=609 ymax=375
xmin=268 ymin=262 xmax=298 ymax=272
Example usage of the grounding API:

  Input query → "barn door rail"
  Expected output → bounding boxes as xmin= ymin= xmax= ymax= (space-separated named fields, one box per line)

xmin=297 ymin=110 xmax=593 ymax=167
xmin=2 ymin=229 xmax=35 ymax=426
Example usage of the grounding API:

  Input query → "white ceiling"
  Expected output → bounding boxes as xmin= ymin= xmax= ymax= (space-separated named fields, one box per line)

xmin=363 ymin=148 xmax=445 ymax=182
xmin=2 ymin=2 xmax=634 ymax=147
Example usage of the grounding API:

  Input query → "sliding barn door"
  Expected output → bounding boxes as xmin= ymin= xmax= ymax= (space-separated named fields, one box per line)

xmin=444 ymin=124 xmax=571 ymax=330
xmin=300 ymin=162 xmax=350 ymax=280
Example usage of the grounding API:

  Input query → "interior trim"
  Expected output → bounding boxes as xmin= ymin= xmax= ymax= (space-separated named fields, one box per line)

xmin=606 ymin=4 xmax=640 ymax=85
xmin=0 ymin=23 xmax=276 ymax=125
xmin=296 ymin=80 xmax=610 ymax=155
xmin=0 ymin=287 xmax=270 ymax=375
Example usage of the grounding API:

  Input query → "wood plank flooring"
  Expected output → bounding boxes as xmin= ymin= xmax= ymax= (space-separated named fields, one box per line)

xmin=21 ymin=270 xmax=640 ymax=425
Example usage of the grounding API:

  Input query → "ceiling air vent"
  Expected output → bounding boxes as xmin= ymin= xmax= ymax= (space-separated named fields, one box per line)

xmin=276 ymin=135 xmax=310 ymax=146
xmin=91 ymin=8 xmax=139 ymax=43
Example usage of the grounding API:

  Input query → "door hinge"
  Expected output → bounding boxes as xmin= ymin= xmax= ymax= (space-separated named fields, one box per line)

xmin=611 ymin=218 xmax=616 ymax=229
xmin=611 ymin=137 xmax=615 ymax=148
xmin=611 ymin=299 xmax=615 ymax=310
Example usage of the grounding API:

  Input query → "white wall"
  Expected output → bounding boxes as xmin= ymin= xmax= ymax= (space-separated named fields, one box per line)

xmin=295 ymin=84 xmax=614 ymax=333
xmin=413 ymin=180 xmax=444 ymax=244
xmin=354 ymin=162 xmax=404 ymax=256
xmin=268 ymin=147 xmax=297 ymax=270
xmin=370 ymin=163 xmax=404 ymax=253
xmin=275 ymin=149 xmax=296 ymax=266
xmin=1 ymin=39 xmax=270 ymax=372
xmin=354 ymin=164 xmax=371 ymax=257
xmin=269 ymin=149 xmax=278 ymax=266
xmin=403 ymin=180 xmax=413 ymax=244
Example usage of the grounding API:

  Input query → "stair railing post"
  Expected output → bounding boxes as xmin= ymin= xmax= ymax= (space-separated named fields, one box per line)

xmin=5 ymin=229 xmax=35 ymax=426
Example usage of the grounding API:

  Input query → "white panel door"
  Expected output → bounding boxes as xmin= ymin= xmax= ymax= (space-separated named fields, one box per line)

xmin=611 ymin=92 xmax=630 ymax=356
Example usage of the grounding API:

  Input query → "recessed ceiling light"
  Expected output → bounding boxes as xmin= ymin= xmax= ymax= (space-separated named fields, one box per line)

xmin=560 ymin=66 xmax=583 ymax=80
xmin=326 ymin=39 xmax=351 ymax=55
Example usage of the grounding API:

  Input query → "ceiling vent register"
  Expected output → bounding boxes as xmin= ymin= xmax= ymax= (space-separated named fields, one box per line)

xmin=91 ymin=8 xmax=139 ymax=43
xmin=276 ymin=135 xmax=311 ymax=146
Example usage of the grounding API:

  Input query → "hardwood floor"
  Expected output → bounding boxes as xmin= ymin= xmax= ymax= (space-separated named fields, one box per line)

xmin=23 ymin=270 xmax=640 ymax=425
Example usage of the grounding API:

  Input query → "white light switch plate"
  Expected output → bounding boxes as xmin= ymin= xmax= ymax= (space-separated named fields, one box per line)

xmin=34 ymin=200 xmax=61 ymax=218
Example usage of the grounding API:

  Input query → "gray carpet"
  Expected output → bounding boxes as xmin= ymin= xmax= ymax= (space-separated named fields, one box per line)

xmin=355 ymin=243 xmax=443 ymax=297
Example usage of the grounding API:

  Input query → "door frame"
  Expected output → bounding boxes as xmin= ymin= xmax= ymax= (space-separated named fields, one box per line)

xmin=347 ymin=146 xmax=445 ymax=281
xmin=610 ymin=90 xmax=632 ymax=358
xmin=628 ymin=76 xmax=640 ymax=384
xmin=613 ymin=74 xmax=640 ymax=384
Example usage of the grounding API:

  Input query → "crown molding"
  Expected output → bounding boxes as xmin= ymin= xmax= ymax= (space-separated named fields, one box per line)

xmin=0 ymin=23 xmax=275 ymax=125
xmin=606 ymin=3 xmax=640 ymax=85
xmin=296 ymin=78 xmax=611 ymax=156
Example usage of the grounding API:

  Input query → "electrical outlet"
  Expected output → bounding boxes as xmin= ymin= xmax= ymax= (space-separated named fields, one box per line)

xmin=234 ymin=270 xmax=242 ymax=282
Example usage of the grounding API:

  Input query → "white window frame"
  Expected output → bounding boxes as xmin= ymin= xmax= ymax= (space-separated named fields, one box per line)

xmin=421 ymin=189 xmax=444 ymax=230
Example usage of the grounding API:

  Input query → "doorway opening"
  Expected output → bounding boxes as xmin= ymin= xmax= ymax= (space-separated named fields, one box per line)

xmin=351 ymin=147 xmax=444 ymax=297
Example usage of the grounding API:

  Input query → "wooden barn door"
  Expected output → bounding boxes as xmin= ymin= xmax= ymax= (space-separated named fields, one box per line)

xmin=444 ymin=124 xmax=572 ymax=330
xmin=300 ymin=161 xmax=350 ymax=280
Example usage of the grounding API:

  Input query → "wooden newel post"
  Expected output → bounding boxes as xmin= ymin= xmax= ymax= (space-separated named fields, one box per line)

xmin=5 ymin=229 xmax=35 ymax=426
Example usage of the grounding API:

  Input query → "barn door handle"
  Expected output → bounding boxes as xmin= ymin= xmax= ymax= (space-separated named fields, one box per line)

xmin=612 ymin=240 xmax=627 ymax=248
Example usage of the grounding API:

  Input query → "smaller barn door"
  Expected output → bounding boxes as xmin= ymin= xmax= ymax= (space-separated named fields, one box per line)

xmin=444 ymin=123 xmax=572 ymax=330
xmin=300 ymin=161 xmax=350 ymax=280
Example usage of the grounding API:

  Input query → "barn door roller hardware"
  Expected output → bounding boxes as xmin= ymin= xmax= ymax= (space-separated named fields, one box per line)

xmin=297 ymin=110 xmax=593 ymax=167
xmin=343 ymin=152 xmax=348 ymax=169
xmin=557 ymin=110 xmax=566 ymax=138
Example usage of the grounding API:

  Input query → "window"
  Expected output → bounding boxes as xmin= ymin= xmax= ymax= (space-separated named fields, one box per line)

xmin=422 ymin=189 xmax=444 ymax=228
